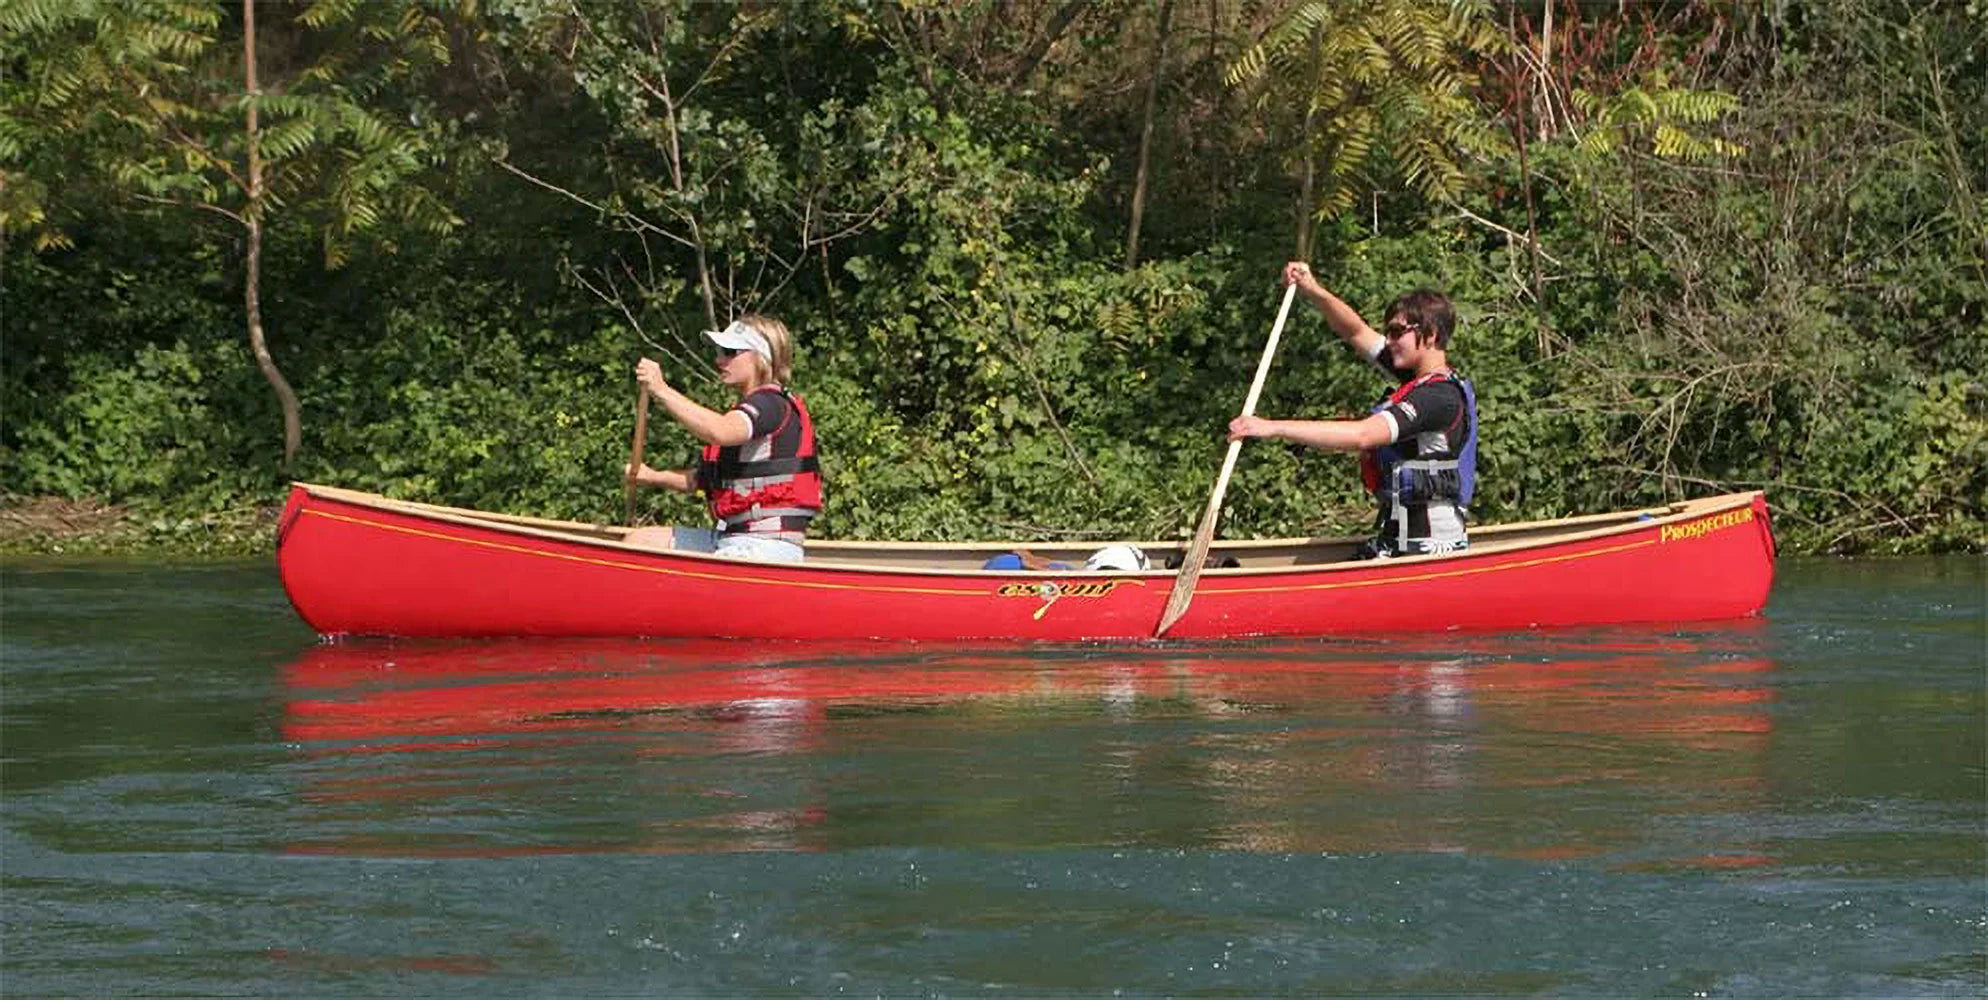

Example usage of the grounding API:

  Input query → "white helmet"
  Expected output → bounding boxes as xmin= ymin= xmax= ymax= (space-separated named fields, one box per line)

xmin=1084 ymin=544 xmax=1150 ymax=572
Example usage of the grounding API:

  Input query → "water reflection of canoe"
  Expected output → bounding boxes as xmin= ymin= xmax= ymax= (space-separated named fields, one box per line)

xmin=279 ymin=637 xmax=1778 ymax=861
xmin=280 ymin=634 xmax=1773 ymax=748
xmin=276 ymin=483 xmax=1775 ymax=640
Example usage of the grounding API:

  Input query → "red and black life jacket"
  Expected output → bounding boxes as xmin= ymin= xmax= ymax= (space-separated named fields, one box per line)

xmin=1359 ymin=369 xmax=1477 ymax=507
xmin=697 ymin=386 xmax=822 ymax=535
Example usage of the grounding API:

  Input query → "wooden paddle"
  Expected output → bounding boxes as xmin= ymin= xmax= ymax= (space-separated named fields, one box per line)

xmin=624 ymin=384 xmax=650 ymax=526
xmin=1154 ymin=282 xmax=1299 ymax=637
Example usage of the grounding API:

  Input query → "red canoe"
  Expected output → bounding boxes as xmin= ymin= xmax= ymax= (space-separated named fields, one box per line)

xmin=276 ymin=483 xmax=1775 ymax=640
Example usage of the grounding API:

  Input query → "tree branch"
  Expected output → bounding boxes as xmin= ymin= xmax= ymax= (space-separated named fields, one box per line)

xmin=494 ymin=157 xmax=698 ymax=252
xmin=1448 ymin=204 xmax=1564 ymax=266
xmin=1006 ymin=0 xmax=1092 ymax=91
xmin=130 ymin=192 xmax=245 ymax=227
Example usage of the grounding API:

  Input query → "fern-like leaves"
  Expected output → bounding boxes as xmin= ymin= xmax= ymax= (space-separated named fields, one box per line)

xmin=1229 ymin=0 xmax=1510 ymax=225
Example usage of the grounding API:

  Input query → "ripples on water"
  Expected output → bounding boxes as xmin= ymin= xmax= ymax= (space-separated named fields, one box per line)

xmin=2 ymin=557 xmax=1982 ymax=996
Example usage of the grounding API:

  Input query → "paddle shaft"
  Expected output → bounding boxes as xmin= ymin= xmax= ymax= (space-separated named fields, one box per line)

xmin=1154 ymin=282 xmax=1299 ymax=637
xmin=625 ymin=386 xmax=651 ymax=526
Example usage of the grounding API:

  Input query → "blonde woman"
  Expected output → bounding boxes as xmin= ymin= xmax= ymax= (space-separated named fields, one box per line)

xmin=624 ymin=315 xmax=821 ymax=562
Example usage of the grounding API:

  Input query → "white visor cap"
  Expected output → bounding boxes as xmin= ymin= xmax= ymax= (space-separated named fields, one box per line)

xmin=704 ymin=320 xmax=773 ymax=365
xmin=1084 ymin=544 xmax=1150 ymax=571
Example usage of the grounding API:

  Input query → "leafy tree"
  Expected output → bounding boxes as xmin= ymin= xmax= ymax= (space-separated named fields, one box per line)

xmin=1 ymin=0 xmax=1980 ymax=558
xmin=487 ymin=1 xmax=933 ymax=353
xmin=1 ymin=0 xmax=462 ymax=466
xmin=1228 ymin=0 xmax=1509 ymax=246
xmin=1123 ymin=0 xmax=1176 ymax=269
xmin=1476 ymin=0 xmax=1982 ymax=549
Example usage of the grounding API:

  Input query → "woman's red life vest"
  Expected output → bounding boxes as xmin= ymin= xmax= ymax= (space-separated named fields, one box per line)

xmin=697 ymin=386 xmax=822 ymax=533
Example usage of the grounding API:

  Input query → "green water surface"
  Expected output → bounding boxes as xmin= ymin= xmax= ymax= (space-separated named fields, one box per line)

xmin=2 ymin=556 xmax=1981 ymax=996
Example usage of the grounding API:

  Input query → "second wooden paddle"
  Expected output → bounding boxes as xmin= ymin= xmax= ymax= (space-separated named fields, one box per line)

xmin=1153 ymin=282 xmax=1299 ymax=637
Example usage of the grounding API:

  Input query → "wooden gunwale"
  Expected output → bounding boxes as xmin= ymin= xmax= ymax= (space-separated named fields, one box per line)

xmin=290 ymin=482 xmax=1757 ymax=579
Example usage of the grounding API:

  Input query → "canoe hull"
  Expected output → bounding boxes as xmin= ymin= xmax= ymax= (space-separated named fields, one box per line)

xmin=276 ymin=485 xmax=1775 ymax=640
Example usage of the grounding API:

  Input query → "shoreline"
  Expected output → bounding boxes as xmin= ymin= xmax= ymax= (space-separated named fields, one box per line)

xmin=0 ymin=496 xmax=278 ymax=559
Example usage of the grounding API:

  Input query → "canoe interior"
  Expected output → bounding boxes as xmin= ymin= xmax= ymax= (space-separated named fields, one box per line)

xmin=293 ymin=483 xmax=1726 ymax=576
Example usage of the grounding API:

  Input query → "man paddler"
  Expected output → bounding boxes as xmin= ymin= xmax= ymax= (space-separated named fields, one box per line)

xmin=1227 ymin=262 xmax=1478 ymax=559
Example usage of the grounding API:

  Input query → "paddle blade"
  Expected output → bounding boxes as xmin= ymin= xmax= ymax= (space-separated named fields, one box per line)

xmin=1155 ymin=439 xmax=1242 ymax=637
xmin=1154 ymin=284 xmax=1297 ymax=638
xmin=1154 ymin=530 xmax=1214 ymax=637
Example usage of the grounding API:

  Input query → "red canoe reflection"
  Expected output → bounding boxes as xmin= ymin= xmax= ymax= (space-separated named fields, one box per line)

xmin=279 ymin=632 xmax=1778 ymax=865
xmin=281 ymin=634 xmax=1772 ymax=745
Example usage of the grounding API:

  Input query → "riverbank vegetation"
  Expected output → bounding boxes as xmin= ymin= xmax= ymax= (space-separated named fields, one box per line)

xmin=4 ymin=0 xmax=1982 ymax=556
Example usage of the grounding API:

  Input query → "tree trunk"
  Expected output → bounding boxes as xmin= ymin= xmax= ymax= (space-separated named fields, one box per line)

xmin=654 ymin=68 xmax=718 ymax=330
xmin=1006 ymin=0 xmax=1091 ymax=90
xmin=1124 ymin=0 xmax=1174 ymax=270
xmin=1294 ymin=21 xmax=1324 ymax=259
xmin=243 ymin=0 xmax=301 ymax=467
xmin=1510 ymin=3 xmax=1544 ymax=311
xmin=1515 ymin=68 xmax=1549 ymax=356
xmin=244 ymin=215 xmax=300 ymax=466
xmin=1537 ymin=0 xmax=1556 ymax=138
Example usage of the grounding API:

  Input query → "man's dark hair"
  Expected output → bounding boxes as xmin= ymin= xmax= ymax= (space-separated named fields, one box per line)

xmin=1385 ymin=290 xmax=1456 ymax=349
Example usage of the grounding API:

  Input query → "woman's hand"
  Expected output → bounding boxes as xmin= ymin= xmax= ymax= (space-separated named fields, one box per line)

xmin=635 ymin=358 xmax=669 ymax=397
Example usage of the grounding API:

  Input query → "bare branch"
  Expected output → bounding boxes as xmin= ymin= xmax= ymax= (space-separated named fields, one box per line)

xmin=565 ymin=255 xmax=705 ymax=382
xmin=495 ymin=157 xmax=698 ymax=252
xmin=1448 ymin=204 xmax=1563 ymax=266
xmin=119 ymin=66 xmax=249 ymax=194
xmin=493 ymin=156 xmax=605 ymax=213
xmin=679 ymin=12 xmax=770 ymax=105
xmin=805 ymin=180 xmax=913 ymax=247
xmin=1006 ymin=0 xmax=1092 ymax=91
xmin=130 ymin=191 xmax=245 ymax=226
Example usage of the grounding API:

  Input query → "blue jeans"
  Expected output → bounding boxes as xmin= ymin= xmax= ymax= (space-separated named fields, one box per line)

xmin=672 ymin=526 xmax=805 ymax=563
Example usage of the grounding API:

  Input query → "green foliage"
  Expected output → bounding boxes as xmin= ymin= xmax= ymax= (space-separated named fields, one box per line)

xmin=1 ymin=0 xmax=1980 ymax=558
xmin=7 ymin=339 xmax=270 ymax=503
xmin=1229 ymin=0 xmax=1510 ymax=219
xmin=1571 ymin=73 xmax=1743 ymax=160
xmin=1488 ymin=0 xmax=1987 ymax=551
xmin=299 ymin=309 xmax=634 ymax=520
xmin=2 ymin=0 xmax=471 ymax=474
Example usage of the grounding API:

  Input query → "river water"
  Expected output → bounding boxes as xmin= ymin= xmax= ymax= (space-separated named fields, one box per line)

xmin=2 ymin=557 xmax=1982 ymax=996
